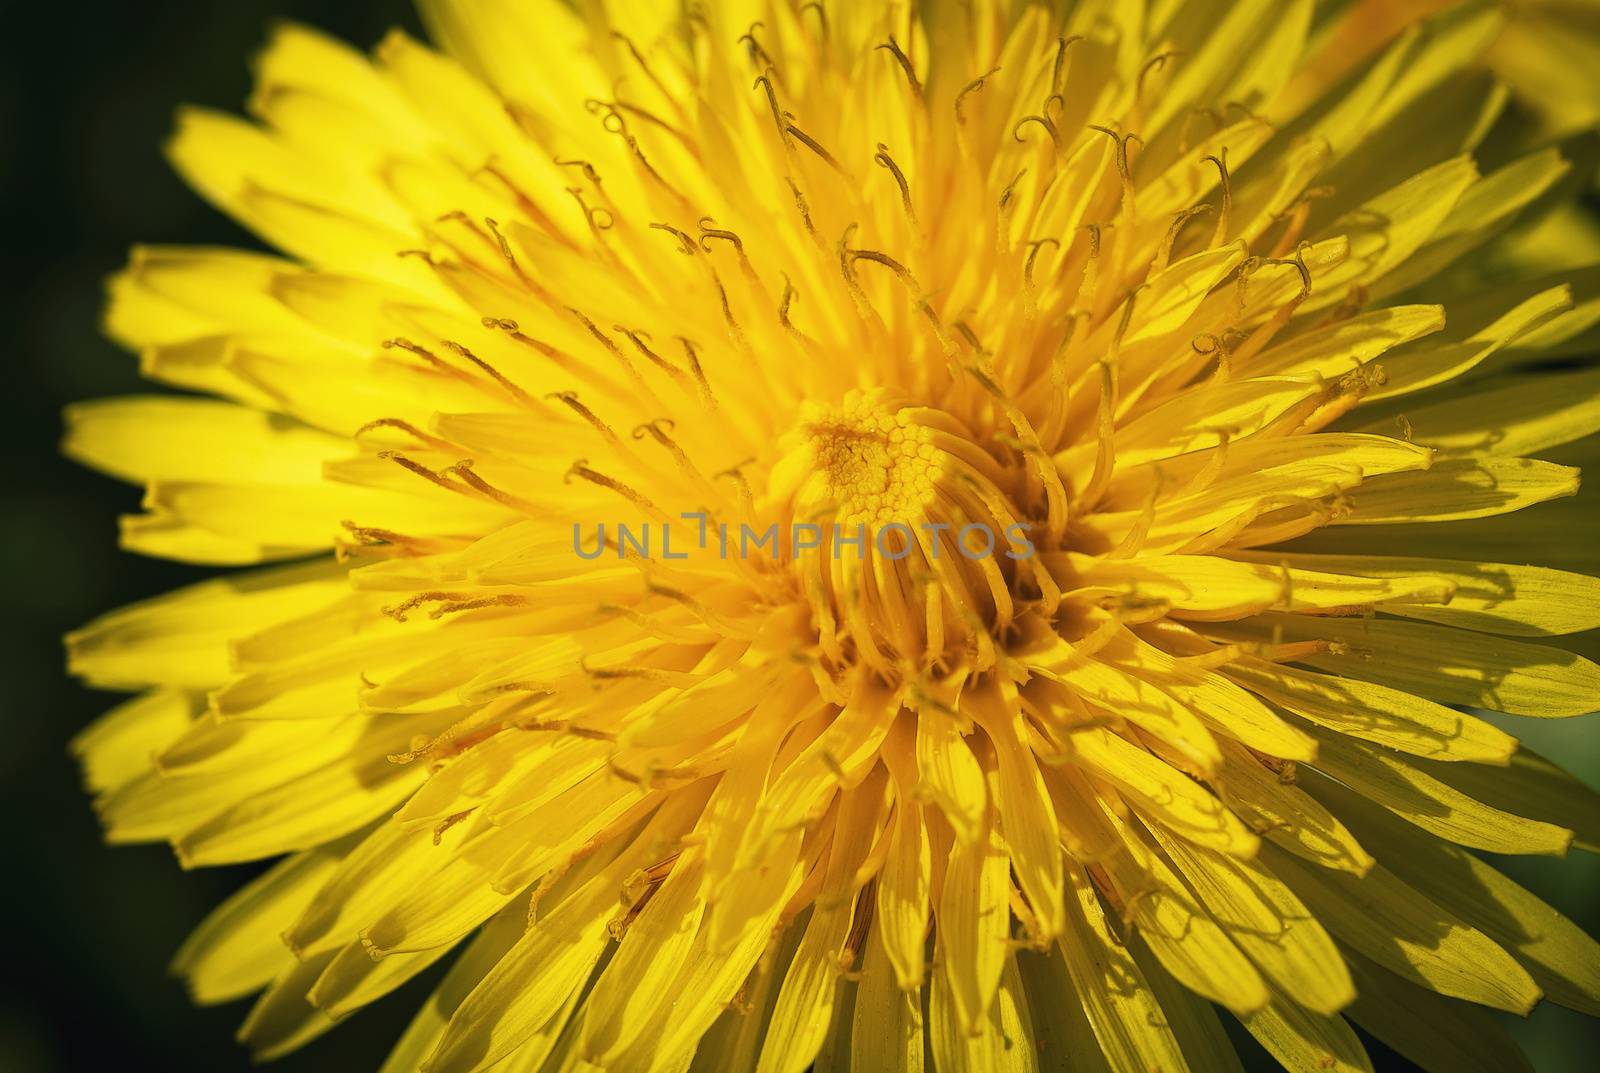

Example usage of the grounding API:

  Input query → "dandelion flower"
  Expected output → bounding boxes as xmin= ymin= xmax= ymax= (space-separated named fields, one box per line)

xmin=65 ymin=1 xmax=1600 ymax=1071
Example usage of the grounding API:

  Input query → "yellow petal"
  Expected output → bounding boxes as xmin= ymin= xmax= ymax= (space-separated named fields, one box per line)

xmin=415 ymin=0 xmax=599 ymax=123
xmin=173 ymin=739 xmax=428 ymax=867
xmin=1113 ymin=630 xmax=1316 ymax=762
xmin=425 ymin=861 xmax=622 ymax=1073
xmin=426 ymin=789 xmax=707 ymax=1073
xmin=165 ymin=107 xmax=420 ymax=279
xmin=1237 ymin=1001 xmax=1373 ymax=1073
xmin=1373 ymin=147 xmax=1571 ymax=300
xmin=1040 ymin=757 xmax=1124 ymax=860
xmin=928 ymin=953 xmax=1038 ymax=1073
xmin=64 ymin=395 xmax=348 ymax=487
xmin=1413 ymin=746 xmax=1600 ymax=853
xmin=1276 ymin=13 xmax=1414 ymax=147
xmin=1364 ymin=285 xmax=1573 ymax=400
xmin=70 ymin=689 xmax=197 ymax=792
xmin=605 ymin=834 xmax=812 ymax=1073
xmin=1284 ymin=488 xmax=1600 ymax=576
xmin=1053 ymin=865 xmax=1189 ymax=1073
xmin=935 ymin=792 xmax=1010 ymax=1034
xmin=850 ymin=928 xmax=924 ymax=1073
xmin=1264 ymin=845 xmax=1542 ymax=1014
xmin=1230 ymin=551 xmax=1600 ymax=636
xmin=117 ymin=509 xmax=303 ymax=566
xmin=1305 ymin=156 xmax=1478 ymax=312
xmin=373 ymin=30 xmax=578 ymax=231
xmin=582 ymin=851 xmax=710 ymax=1063
xmin=691 ymin=923 xmax=795 ymax=1073
xmin=173 ymin=840 xmax=348 ymax=1004
xmin=66 ymin=559 xmax=348 ymax=689
xmin=1102 ymin=819 xmax=1269 ymax=1015
xmin=236 ymin=952 xmax=338 ymax=1060
xmin=286 ymin=816 xmax=460 ymax=959
xmin=233 ymin=337 xmax=487 ymax=436
xmin=252 ymin=22 xmax=428 ymax=141
xmin=1315 ymin=772 xmax=1600 ymax=1016
xmin=362 ymin=776 xmax=649 ymax=956
xmin=374 ymin=894 xmax=535 ymax=1073
xmin=1150 ymin=826 xmax=1354 ymax=1015
xmin=1123 ymin=242 xmax=1249 ymax=346
xmin=1028 ymin=628 xmax=1222 ymax=775
xmin=1210 ymin=613 xmax=1600 ymax=717
xmin=1144 ymin=0 xmax=1309 ymax=136
xmin=1126 ymin=934 xmax=1247 ymax=1073
xmin=398 ymin=734 xmax=605 ymax=833
xmin=1222 ymin=655 xmax=1517 ymax=762
xmin=755 ymin=781 xmax=880 ymax=1073
xmin=309 ymin=937 xmax=454 ymax=1020
xmin=1214 ymin=740 xmax=1374 ymax=875
xmin=138 ymin=474 xmax=510 ymax=556
xmin=98 ymin=710 xmax=432 ymax=860
xmin=1296 ymin=1 xmax=1502 ymax=197
xmin=1105 ymin=377 xmax=1324 ymax=470
xmin=966 ymin=678 xmax=1065 ymax=938
xmin=1014 ymin=947 xmax=1119 ymax=1073
xmin=104 ymin=245 xmax=306 ymax=347
xmin=1370 ymin=366 xmax=1600 ymax=460
xmin=874 ymin=764 xmax=933 ymax=989
xmin=1062 ymin=552 xmax=1453 ymax=619
xmin=1248 ymin=304 xmax=1444 ymax=379
xmin=1304 ymin=728 xmax=1570 ymax=855
xmin=735 ymin=676 xmax=897 ymax=871
xmin=1073 ymin=729 xmax=1257 ymax=856
xmin=914 ymin=705 xmax=988 ymax=846
xmin=1336 ymin=457 xmax=1579 ymax=524
xmin=1138 ymin=118 xmax=1276 ymax=226
xmin=1091 ymin=435 xmax=1434 ymax=552
xmin=1446 ymin=266 xmax=1600 ymax=364
xmin=1343 ymin=952 xmax=1533 ymax=1073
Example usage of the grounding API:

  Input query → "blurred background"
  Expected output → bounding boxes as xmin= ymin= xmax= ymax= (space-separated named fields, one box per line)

xmin=1 ymin=2 xmax=1597 ymax=1071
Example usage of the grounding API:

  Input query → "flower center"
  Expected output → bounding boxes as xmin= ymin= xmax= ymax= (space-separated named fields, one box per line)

xmin=771 ymin=390 xmax=943 ymax=527
xmin=765 ymin=389 xmax=1054 ymax=679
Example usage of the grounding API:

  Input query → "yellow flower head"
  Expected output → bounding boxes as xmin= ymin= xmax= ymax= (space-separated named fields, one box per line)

xmin=65 ymin=1 xmax=1600 ymax=1071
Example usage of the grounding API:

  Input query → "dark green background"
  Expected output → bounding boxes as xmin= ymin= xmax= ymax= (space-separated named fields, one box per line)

xmin=1 ymin=3 xmax=1596 ymax=1071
